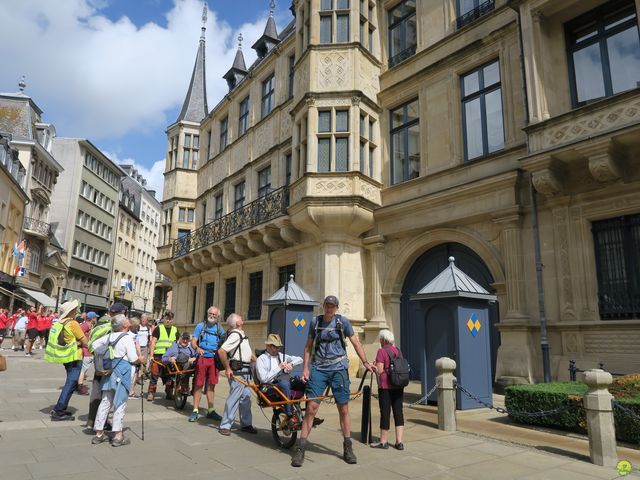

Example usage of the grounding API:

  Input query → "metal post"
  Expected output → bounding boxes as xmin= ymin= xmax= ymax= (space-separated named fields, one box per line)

xmin=529 ymin=176 xmax=551 ymax=383
xmin=282 ymin=274 xmax=291 ymax=353
xmin=569 ymin=360 xmax=576 ymax=382
xmin=55 ymin=286 xmax=61 ymax=312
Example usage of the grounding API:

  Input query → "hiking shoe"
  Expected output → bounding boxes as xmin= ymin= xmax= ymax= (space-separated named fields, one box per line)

xmin=111 ymin=436 xmax=131 ymax=447
xmin=312 ymin=417 xmax=325 ymax=427
xmin=240 ymin=425 xmax=258 ymax=434
xmin=394 ymin=442 xmax=404 ymax=451
xmin=188 ymin=410 xmax=199 ymax=422
xmin=51 ymin=412 xmax=75 ymax=422
xmin=146 ymin=392 xmax=154 ymax=402
xmin=91 ymin=435 xmax=109 ymax=445
xmin=343 ymin=439 xmax=357 ymax=464
xmin=205 ymin=410 xmax=222 ymax=421
xmin=165 ymin=391 xmax=174 ymax=400
xmin=291 ymin=446 xmax=305 ymax=467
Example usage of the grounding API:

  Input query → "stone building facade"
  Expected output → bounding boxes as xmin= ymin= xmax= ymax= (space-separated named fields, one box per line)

xmin=157 ymin=0 xmax=640 ymax=385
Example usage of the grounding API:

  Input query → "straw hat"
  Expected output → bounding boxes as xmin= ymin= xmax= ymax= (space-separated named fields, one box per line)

xmin=265 ymin=333 xmax=283 ymax=347
xmin=60 ymin=299 xmax=80 ymax=319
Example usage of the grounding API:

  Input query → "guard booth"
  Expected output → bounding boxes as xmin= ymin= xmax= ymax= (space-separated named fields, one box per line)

xmin=264 ymin=275 xmax=319 ymax=377
xmin=411 ymin=257 xmax=496 ymax=410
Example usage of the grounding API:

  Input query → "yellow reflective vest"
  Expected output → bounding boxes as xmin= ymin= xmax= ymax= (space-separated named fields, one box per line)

xmin=153 ymin=324 xmax=177 ymax=355
xmin=44 ymin=319 xmax=79 ymax=364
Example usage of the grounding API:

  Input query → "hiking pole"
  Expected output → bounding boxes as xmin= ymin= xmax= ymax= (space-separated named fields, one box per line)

xmin=140 ymin=368 xmax=145 ymax=441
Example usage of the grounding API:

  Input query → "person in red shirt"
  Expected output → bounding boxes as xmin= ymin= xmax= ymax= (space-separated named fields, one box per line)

xmin=0 ymin=308 xmax=8 ymax=349
xmin=36 ymin=310 xmax=50 ymax=349
xmin=25 ymin=306 xmax=40 ymax=356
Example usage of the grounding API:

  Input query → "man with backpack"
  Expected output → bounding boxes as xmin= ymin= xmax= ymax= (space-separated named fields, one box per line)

xmin=147 ymin=311 xmax=179 ymax=401
xmin=188 ymin=305 xmax=224 ymax=422
xmin=291 ymin=295 xmax=375 ymax=467
xmin=45 ymin=299 xmax=89 ymax=421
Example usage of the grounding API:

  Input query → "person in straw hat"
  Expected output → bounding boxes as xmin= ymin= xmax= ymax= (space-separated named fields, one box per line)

xmin=44 ymin=299 xmax=89 ymax=421
xmin=256 ymin=333 xmax=302 ymax=422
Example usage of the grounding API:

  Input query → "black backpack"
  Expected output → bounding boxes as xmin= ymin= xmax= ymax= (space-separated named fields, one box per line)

xmin=383 ymin=346 xmax=410 ymax=388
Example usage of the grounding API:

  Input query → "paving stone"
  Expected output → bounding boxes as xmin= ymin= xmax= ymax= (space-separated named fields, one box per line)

xmin=0 ymin=463 xmax=34 ymax=480
xmin=26 ymin=457 xmax=106 ymax=479
xmin=420 ymin=447 xmax=499 ymax=468
xmin=450 ymin=458 xmax=538 ymax=480
xmin=502 ymin=450 xmax=574 ymax=470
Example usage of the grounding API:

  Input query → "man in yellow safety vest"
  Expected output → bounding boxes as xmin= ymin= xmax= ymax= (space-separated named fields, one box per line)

xmin=44 ymin=299 xmax=89 ymax=421
xmin=147 ymin=311 xmax=179 ymax=401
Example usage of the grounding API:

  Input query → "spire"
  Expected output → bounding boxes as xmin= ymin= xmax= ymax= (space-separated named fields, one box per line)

xmin=223 ymin=33 xmax=248 ymax=91
xmin=18 ymin=75 xmax=26 ymax=95
xmin=175 ymin=2 xmax=209 ymax=123
xmin=252 ymin=0 xmax=280 ymax=59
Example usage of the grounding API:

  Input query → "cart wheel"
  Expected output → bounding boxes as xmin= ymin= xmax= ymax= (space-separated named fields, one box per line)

xmin=174 ymin=393 xmax=188 ymax=410
xmin=271 ymin=408 xmax=297 ymax=449
xmin=173 ymin=375 xmax=189 ymax=410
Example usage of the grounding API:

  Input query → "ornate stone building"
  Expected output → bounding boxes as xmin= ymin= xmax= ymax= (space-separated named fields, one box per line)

xmin=157 ymin=0 xmax=640 ymax=386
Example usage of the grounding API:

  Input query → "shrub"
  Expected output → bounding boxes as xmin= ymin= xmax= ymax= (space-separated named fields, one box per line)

xmin=505 ymin=381 xmax=640 ymax=444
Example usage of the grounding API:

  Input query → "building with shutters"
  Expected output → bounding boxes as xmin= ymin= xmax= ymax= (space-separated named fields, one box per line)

xmin=157 ymin=0 xmax=640 ymax=385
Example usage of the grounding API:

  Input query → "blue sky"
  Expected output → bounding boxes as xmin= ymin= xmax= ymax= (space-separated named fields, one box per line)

xmin=0 ymin=0 xmax=294 ymax=197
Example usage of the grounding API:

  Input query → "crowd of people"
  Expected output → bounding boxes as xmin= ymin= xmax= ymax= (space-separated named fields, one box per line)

xmin=0 ymin=295 xmax=408 ymax=467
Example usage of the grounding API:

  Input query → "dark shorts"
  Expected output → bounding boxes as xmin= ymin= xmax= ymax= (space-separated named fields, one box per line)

xmin=38 ymin=329 xmax=49 ymax=339
xmin=27 ymin=328 xmax=39 ymax=341
xmin=306 ymin=366 xmax=351 ymax=404
xmin=194 ymin=356 xmax=219 ymax=388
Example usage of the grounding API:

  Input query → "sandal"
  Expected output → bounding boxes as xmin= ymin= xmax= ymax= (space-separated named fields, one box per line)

xmin=369 ymin=442 xmax=389 ymax=449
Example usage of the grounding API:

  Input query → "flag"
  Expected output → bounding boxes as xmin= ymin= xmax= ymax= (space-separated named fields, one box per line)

xmin=13 ymin=266 xmax=26 ymax=277
xmin=127 ymin=280 xmax=134 ymax=292
xmin=16 ymin=241 xmax=26 ymax=259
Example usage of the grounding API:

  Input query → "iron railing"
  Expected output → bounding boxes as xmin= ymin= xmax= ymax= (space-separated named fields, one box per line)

xmin=456 ymin=0 xmax=495 ymax=29
xmin=568 ymin=360 xmax=625 ymax=381
xmin=172 ymin=185 xmax=289 ymax=258
xmin=24 ymin=217 xmax=51 ymax=237
xmin=389 ymin=44 xmax=417 ymax=68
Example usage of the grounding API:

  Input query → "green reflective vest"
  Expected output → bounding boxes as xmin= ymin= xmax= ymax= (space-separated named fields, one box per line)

xmin=153 ymin=324 xmax=177 ymax=355
xmin=88 ymin=321 xmax=112 ymax=353
xmin=44 ymin=319 xmax=79 ymax=364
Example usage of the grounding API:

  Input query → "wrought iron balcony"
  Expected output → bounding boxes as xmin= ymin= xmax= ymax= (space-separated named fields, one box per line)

xmin=389 ymin=44 xmax=417 ymax=68
xmin=24 ymin=217 xmax=51 ymax=237
xmin=456 ymin=0 xmax=495 ymax=30
xmin=172 ymin=186 xmax=289 ymax=258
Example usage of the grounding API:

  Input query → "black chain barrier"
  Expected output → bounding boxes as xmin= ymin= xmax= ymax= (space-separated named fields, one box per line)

xmin=455 ymin=381 xmax=578 ymax=418
xmin=613 ymin=400 xmax=640 ymax=424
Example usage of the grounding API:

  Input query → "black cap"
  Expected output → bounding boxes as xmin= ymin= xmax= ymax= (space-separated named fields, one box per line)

xmin=110 ymin=303 xmax=127 ymax=314
xmin=180 ymin=332 xmax=191 ymax=340
xmin=323 ymin=295 xmax=339 ymax=306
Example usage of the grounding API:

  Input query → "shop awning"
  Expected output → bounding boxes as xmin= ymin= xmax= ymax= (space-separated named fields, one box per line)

xmin=0 ymin=286 xmax=30 ymax=304
xmin=18 ymin=287 xmax=57 ymax=308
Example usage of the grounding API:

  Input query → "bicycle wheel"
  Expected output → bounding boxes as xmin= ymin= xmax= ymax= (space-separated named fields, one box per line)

xmin=173 ymin=374 xmax=189 ymax=410
xmin=271 ymin=408 xmax=297 ymax=449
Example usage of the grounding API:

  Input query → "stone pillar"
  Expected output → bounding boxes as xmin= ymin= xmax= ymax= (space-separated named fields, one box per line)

xmin=582 ymin=369 xmax=617 ymax=467
xmin=436 ymin=357 xmax=457 ymax=432
xmin=364 ymin=236 xmax=386 ymax=325
xmin=306 ymin=97 xmax=318 ymax=173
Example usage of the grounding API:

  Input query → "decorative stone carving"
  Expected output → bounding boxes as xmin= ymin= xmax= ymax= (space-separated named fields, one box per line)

xmin=584 ymin=333 xmax=640 ymax=355
xmin=577 ymin=140 xmax=627 ymax=183
xmin=319 ymin=53 xmax=348 ymax=90
xmin=552 ymin=204 xmax=576 ymax=321
xmin=315 ymin=180 xmax=351 ymax=196
xmin=305 ymin=95 xmax=315 ymax=107
xmin=351 ymin=96 xmax=361 ymax=106
xmin=358 ymin=60 xmax=379 ymax=102
xmin=563 ymin=332 xmax=579 ymax=354
xmin=532 ymin=168 xmax=562 ymax=196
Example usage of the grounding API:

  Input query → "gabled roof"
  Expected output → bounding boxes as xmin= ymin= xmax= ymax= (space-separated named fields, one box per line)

xmin=264 ymin=276 xmax=319 ymax=306
xmin=411 ymin=257 xmax=497 ymax=301
xmin=176 ymin=35 xmax=208 ymax=123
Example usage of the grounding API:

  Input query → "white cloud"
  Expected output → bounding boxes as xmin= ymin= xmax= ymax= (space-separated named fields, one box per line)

xmin=0 ymin=0 xmax=275 ymax=139
xmin=102 ymin=150 xmax=165 ymax=201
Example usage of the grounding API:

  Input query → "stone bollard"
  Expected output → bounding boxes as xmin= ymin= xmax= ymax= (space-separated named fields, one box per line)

xmin=436 ymin=357 xmax=456 ymax=432
xmin=582 ymin=369 xmax=617 ymax=467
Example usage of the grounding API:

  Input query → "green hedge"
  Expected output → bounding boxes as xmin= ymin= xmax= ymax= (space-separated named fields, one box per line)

xmin=504 ymin=381 xmax=640 ymax=444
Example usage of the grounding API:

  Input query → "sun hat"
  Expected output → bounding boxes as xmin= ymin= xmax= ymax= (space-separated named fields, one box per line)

xmin=265 ymin=333 xmax=283 ymax=347
xmin=60 ymin=299 xmax=80 ymax=319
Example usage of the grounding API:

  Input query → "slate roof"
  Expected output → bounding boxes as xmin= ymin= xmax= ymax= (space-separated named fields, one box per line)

xmin=264 ymin=276 xmax=319 ymax=306
xmin=176 ymin=37 xmax=208 ymax=123
xmin=411 ymin=257 xmax=497 ymax=301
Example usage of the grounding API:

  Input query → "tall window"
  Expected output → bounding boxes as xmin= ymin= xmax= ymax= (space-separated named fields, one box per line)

xmin=224 ymin=277 xmax=236 ymax=319
xmin=30 ymin=246 xmax=40 ymax=272
xmin=318 ymin=109 xmax=349 ymax=172
xmin=566 ymin=0 xmax=640 ymax=107
xmin=388 ymin=0 xmax=417 ymax=67
xmin=169 ymin=136 xmax=178 ymax=170
xmin=178 ymin=207 xmax=186 ymax=222
xmin=239 ymin=96 xmax=250 ymax=135
xmin=206 ymin=129 xmax=212 ymax=160
xmin=390 ymin=99 xmax=420 ymax=184
xmin=261 ymin=74 xmax=276 ymax=118
xmin=461 ymin=60 xmax=504 ymax=161
xmin=182 ymin=134 xmax=199 ymax=169
xmin=187 ymin=208 xmax=195 ymax=223
xmin=285 ymin=153 xmax=292 ymax=186
xmin=288 ymin=55 xmax=295 ymax=99
xmin=248 ymin=271 xmax=263 ymax=320
xmin=191 ymin=286 xmax=197 ymax=323
xmin=202 ymin=200 xmax=207 ymax=225
xmin=204 ymin=282 xmax=214 ymax=316
xmin=457 ymin=0 xmax=495 ymax=29
xmin=215 ymin=194 xmax=223 ymax=219
xmin=592 ymin=213 xmax=640 ymax=320
xmin=359 ymin=113 xmax=377 ymax=177
xmin=320 ymin=0 xmax=350 ymax=44
xmin=234 ymin=181 xmax=245 ymax=210
xmin=278 ymin=264 xmax=296 ymax=287
xmin=219 ymin=117 xmax=228 ymax=152
xmin=258 ymin=166 xmax=271 ymax=198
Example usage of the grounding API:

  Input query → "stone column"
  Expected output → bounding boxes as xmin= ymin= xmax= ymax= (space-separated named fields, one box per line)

xmin=436 ymin=357 xmax=456 ymax=432
xmin=582 ymin=369 xmax=617 ymax=467
xmin=363 ymin=236 xmax=386 ymax=325
xmin=306 ymin=97 xmax=318 ymax=173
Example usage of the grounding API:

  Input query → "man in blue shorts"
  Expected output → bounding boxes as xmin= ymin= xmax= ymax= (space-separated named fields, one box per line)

xmin=291 ymin=295 xmax=375 ymax=467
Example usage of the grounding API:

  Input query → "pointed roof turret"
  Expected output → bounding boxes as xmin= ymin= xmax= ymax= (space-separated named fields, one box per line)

xmin=264 ymin=275 xmax=319 ymax=306
xmin=223 ymin=34 xmax=248 ymax=91
xmin=253 ymin=0 xmax=280 ymax=59
xmin=176 ymin=2 xmax=209 ymax=123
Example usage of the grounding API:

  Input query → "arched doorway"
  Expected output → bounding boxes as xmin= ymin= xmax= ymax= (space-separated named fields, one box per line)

xmin=41 ymin=278 xmax=54 ymax=297
xmin=400 ymin=242 xmax=500 ymax=384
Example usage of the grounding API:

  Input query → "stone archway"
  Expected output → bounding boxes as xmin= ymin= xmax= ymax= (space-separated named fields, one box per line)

xmin=41 ymin=277 xmax=55 ymax=297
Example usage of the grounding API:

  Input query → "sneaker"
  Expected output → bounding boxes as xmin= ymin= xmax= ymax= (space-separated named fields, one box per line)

xmin=240 ymin=425 xmax=258 ymax=434
xmin=25 ymin=352 xmax=31 ymax=356
xmin=188 ymin=410 xmax=199 ymax=422
xmin=312 ymin=417 xmax=325 ymax=427
xmin=394 ymin=442 xmax=404 ymax=451
xmin=291 ymin=446 xmax=305 ymax=467
xmin=218 ymin=428 xmax=231 ymax=436
xmin=343 ymin=439 xmax=357 ymax=464
xmin=51 ymin=412 xmax=75 ymax=422
xmin=205 ymin=410 xmax=222 ymax=421
xmin=11 ymin=346 xmax=16 ymax=351
xmin=91 ymin=435 xmax=109 ymax=445
xmin=146 ymin=392 xmax=154 ymax=402
xmin=111 ymin=436 xmax=131 ymax=447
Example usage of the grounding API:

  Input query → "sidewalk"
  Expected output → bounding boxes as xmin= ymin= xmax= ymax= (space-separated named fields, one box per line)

xmin=0 ymin=345 xmax=637 ymax=479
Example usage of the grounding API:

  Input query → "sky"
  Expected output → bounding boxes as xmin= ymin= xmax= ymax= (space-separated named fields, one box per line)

xmin=0 ymin=0 xmax=294 ymax=199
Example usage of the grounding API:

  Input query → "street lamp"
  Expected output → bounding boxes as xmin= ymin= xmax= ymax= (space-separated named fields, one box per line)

xmin=83 ymin=282 xmax=91 ymax=313
xmin=54 ymin=274 xmax=65 ymax=312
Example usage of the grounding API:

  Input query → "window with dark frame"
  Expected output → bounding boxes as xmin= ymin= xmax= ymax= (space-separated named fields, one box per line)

xmin=592 ymin=213 xmax=640 ymax=320
xmin=461 ymin=59 xmax=504 ymax=161
xmin=258 ymin=166 xmax=271 ymax=198
xmin=204 ymin=282 xmax=214 ymax=318
xmin=191 ymin=286 xmax=198 ymax=323
xmin=288 ymin=55 xmax=295 ymax=99
xmin=239 ymin=96 xmax=250 ymax=135
xmin=317 ymin=109 xmax=349 ymax=172
xmin=388 ymin=0 xmax=417 ymax=68
xmin=224 ymin=277 xmax=236 ymax=320
xmin=214 ymin=194 xmax=223 ymax=219
xmin=320 ymin=0 xmax=350 ymax=44
xmin=390 ymin=99 xmax=420 ymax=185
xmin=565 ymin=0 xmax=640 ymax=108
xmin=456 ymin=0 xmax=495 ymax=30
xmin=278 ymin=264 xmax=296 ymax=287
xmin=234 ymin=181 xmax=245 ymax=210
xmin=261 ymin=74 xmax=276 ymax=119
xmin=285 ymin=153 xmax=292 ymax=186
xmin=202 ymin=200 xmax=207 ymax=225
xmin=219 ymin=116 xmax=228 ymax=152
xmin=248 ymin=271 xmax=263 ymax=320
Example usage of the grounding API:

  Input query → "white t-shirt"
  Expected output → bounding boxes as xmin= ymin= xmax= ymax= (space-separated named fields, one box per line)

xmin=136 ymin=325 xmax=150 ymax=347
xmin=220 ymin=329 xmax=252 ymax=362
xmin=91 ymin=332 xmax=138 ymax=363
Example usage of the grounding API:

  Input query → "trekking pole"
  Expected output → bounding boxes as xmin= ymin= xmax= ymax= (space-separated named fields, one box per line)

xmin=140 ymin=369 xmax=145 ymax=441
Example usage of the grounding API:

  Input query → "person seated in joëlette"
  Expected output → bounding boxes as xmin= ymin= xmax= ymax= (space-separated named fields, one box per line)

xmin=162 ymin=332 xmax=197 ymax=371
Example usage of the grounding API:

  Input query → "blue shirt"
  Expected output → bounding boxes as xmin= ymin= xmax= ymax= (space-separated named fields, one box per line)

xmin=192 ymin=322 xmax=225 ymax=358
xmin=308 ymin=314 xmax=354 ymax=371
xmin=162 ymin=342 xmax=196 ymax=364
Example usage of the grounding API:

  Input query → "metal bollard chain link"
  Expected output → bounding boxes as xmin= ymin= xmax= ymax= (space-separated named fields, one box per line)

xmin=613 ymin=400 xmax=640 ymax=424
xmin=405 ymin=382 xmax=438 ymax=407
